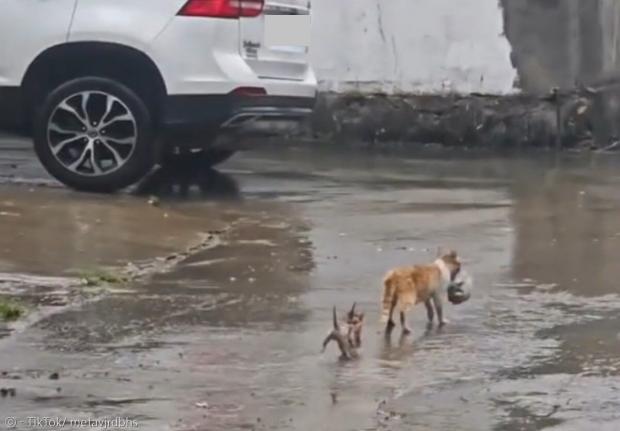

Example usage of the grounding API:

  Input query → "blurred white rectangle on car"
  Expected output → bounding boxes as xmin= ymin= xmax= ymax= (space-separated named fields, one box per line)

xmin=265 ymin=15 xmax=311 ymax=47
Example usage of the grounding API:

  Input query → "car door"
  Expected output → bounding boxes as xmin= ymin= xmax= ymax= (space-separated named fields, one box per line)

xmin=0 ymin=0 xmax=77 ymax=86
xmin=239 ymin=0 xmax=312 ymax=81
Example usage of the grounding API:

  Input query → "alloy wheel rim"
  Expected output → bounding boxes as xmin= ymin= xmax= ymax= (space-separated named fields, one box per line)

xmin=47 ymin=91 xmax=138 ymax=177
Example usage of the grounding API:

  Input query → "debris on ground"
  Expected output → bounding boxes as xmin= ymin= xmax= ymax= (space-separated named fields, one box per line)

xmin=0 ymin=387 xmax=16 ymax=397
xmin=148 ymin=196 xmax=160 ymax=207
xmin=76 ymin=268 xmax=128 ymax=286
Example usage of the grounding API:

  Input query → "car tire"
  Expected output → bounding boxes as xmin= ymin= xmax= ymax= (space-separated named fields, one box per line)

xmin=33 ymin=77 xmax=155 ymax=193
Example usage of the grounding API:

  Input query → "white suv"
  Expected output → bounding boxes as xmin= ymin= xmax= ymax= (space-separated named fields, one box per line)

xmin=0 ymin=0 xmax=316 ymax=192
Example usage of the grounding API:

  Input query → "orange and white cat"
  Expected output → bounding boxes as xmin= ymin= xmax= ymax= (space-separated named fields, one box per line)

xmin=380 ymin=249 xmax=464 ymax=334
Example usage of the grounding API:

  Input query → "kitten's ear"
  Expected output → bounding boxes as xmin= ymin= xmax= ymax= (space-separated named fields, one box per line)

xmin=358 ymin=312 xmax=365 ymax=322
xmin=348 ymin=302 xmax=357 ymax=320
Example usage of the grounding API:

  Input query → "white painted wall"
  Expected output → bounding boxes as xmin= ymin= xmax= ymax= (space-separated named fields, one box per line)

xmin=310 ymin=0 xmax=518 ymax=95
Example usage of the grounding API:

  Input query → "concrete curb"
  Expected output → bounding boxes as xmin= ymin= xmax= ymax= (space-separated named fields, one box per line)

xmin=304 ymin=92 xmax=599 ymax=150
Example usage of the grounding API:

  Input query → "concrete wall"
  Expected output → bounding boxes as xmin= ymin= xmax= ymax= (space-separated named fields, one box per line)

xmin=310 ymin=0 xmax=620 ymax=96
xmin=311 ymin=0 xmax=518 ymax=95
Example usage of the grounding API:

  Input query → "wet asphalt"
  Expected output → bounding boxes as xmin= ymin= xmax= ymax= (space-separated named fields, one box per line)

xmin=1 ymin=136 xmax=620 ymax=430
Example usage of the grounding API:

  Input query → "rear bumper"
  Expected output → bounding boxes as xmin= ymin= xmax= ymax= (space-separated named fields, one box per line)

xmin=1 ymin=86 xmax=317 ymax=141
xmin=162 ymin=94 xmax=316 ymax=134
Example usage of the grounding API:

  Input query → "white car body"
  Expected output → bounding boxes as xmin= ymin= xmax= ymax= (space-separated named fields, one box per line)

xmin=0 ymin=0 xmax=317 ymax=191
xmin=0 ymin=0 xmax=316 ymax=97
xmin=0 ymin=0 xmax=77 ymax=87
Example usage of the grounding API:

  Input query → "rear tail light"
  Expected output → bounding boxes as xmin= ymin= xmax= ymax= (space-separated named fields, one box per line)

xmin=178 ymin=0 xmax=264 ymax=18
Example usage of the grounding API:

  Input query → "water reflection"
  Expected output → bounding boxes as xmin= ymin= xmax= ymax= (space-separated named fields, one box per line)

xmin=511 ymin=161 xmax=620 ymax=296
xmin=133 ymin=163 xmax=241 ymax=201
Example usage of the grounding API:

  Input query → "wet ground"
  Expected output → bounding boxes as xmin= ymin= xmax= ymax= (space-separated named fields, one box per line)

xmin=1 ymin=135 xmax=620 ymax=430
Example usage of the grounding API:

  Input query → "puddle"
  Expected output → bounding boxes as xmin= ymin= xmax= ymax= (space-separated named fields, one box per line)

xmin=2 ymin=147 xmax=620 ymax=429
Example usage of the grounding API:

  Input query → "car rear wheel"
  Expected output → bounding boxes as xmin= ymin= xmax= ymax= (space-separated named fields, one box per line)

xmin=33 ymin=77 xmax=155 ymax=193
